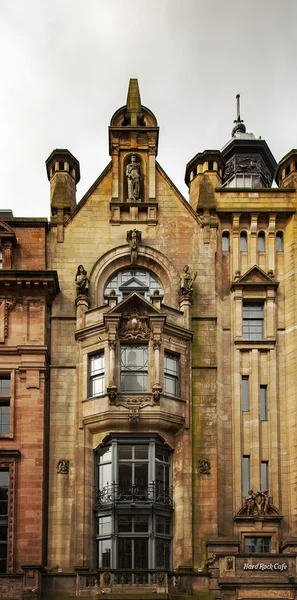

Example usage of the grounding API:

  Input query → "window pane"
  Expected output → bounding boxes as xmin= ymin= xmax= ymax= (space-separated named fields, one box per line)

xmin=98 ymin=447 xmax=112 ymax=464
xmin=98 ymin=463 xmax=112 ymax=489
xmin=0 ymin=379 xmax=10 ymax=396
xmin=242 ymin=456 xmax=250 ymax=497
xmin=134 ymin=538 xmax=148 ymax=569
xmin=118 ymin=538 xmax=132 ymax=569
xmin=164 ymin=352 xmax=179 ymax=397
xmin=134 ymin=446 xmax=148 ymax=460
xmin=135 ymin=463 xmax=148 ymax=486
xmin=89 ymin=353 xmax=104 ymax=397
xmin=118 ymin=515 xmax=132 ymax=532
xmin=242 ymin=376 xmax=249 ymax=412
xmin=276 ymin=232 xmax=283 ymax=252
xmin=121 ymin=346 xmax=148 ymax=392
xmin=118 ymin=445 xmax=132 ymax=460
xmin=261 ymin=462 xmax=268 ymax=490
xmin=260 ymin=386 xmax=267 ymax=421
xmin=119 ymin=463 xmax=132 ymax=486
xmin=156 ymin=539 xmax=170 ymax=568
xmin=222 ymin=232 xmax=230 ymax=252
xmin=97 ymin=516 xmax=112 ymax=536
xmin=156 ymin=447 xmax=170 ymax=463
xmin=243 ymin=304 xmax=264 ymax=340
xmin=244 ymin=537 xmax=271 ymax=553
xmin=156 ymin=515 xmax=171 ymax=534
xmin=98 ymin=539 xmax=111 ymax=568
xmin=258 ymin=232 xmax=265 ymax=252
xmin=134 ymin=515 xmax=148 ymax=532
xmin=240 ymin=233 xmax=247 ymax=252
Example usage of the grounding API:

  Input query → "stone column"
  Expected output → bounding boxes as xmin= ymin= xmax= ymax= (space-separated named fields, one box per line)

xmin=111 ymin=144 xmax=119 ymax=199
xmin=75 ymin=295 xmax=89 ymax=330
xmin=152 ymin=340 xmax=162 ymax=401
xmin=179 ymin=294 xmax=192 ymax=330
xmin=107 ymin=339 xmax=117 ymax=401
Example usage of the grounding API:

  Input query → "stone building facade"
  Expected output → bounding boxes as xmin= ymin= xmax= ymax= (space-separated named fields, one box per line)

xmin=1 ymin=80 xmax=297 ymax=599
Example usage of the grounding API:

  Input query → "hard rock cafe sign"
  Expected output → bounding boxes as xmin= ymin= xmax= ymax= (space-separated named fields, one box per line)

xmin=243 ymin=562 xmax=288 ymax=571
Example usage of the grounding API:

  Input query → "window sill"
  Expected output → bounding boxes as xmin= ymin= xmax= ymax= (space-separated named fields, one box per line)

xmin=0 ymin=433 xmax=13 ymax=439
xmin=234 ymin=339 xmax=276 ymax=350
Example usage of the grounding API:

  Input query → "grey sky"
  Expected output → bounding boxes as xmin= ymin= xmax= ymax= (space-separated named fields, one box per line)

xmin=0 ymin=0 xmax=296 ymax=217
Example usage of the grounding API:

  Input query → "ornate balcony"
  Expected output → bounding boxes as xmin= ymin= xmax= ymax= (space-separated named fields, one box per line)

xmin=94 ymin=482 xmax=173 ymax=510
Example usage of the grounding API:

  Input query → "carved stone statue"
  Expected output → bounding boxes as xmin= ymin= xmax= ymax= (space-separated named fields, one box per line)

xmin=245 ymin=489 xmax=256 ymax=515
xmin=126 ymin=155 xmax=141 ymax=201
xmin=179 ymin=265 xmax=197 ymax=296
xmin=127 ymin=229 xmax=141 ymax=264
xmin=236 ymin=489 xmax=279 ymax=518
xmin=75 ymin=265 xmax=89 ymax=297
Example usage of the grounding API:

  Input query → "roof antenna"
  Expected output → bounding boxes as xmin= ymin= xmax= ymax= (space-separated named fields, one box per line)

xmin=232 ymin=93 xmax=246 ymax=136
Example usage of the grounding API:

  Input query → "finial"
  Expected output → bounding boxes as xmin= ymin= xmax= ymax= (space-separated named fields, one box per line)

xmin=232 ymin=93 xmax=246 ymax=137
xmin=126 ymin=79 xmax=142 ymax=126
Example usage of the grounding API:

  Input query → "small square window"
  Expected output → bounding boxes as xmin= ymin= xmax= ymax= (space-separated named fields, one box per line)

xmin=89 ymin=353 xmax=105 ymax=398
xmin=244 ymin=537 xmax=271 ymax=553
xmin=164 ymin=352 xmax=179 ymax=397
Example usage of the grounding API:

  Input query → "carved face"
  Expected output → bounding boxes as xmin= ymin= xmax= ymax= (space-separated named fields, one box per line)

xmin=131 ymin=317 xmax=138 ymax=330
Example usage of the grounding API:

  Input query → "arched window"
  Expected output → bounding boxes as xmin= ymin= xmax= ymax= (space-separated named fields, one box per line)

xmin=104 ymin=268 xmax=164 ymax=303
xmin=276 ymin=231 xmax=283 ymax=252
xmin=222 ymin=232 xmax=230 ymax=252
xmin=258 ymin=232 xmax=265 ymax=252
xmin=240 ymin=232 xmax=248 ymax=252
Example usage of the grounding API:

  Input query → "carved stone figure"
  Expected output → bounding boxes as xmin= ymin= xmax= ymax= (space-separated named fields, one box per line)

xmin=57 ymin=459 xmax=69 ymax=474
xmin=75 ymin=265 xmax=89 ymax=297
xmin=245 ymin=489 xmax=256 ymax=515
xmin=126 ymin=154 xmax=141 ymax=201
xmin=198 ymin=459 xmax=211 ymax=475
xmin=127 ymin=229 xmax=141 ymax=264
xmin=226 ymin=557 xmax=234 ymax=570
xmin=179 ymin=265 xmax=197 ymax=296
xmin=205 ymin=553 xmax=217 ymax=568
xmin=236 ymin=488 xmax=280 ymax=518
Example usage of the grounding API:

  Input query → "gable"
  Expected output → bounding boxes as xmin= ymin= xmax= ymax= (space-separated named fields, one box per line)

xmin=231 ymin=265 xmax=279 ymax=290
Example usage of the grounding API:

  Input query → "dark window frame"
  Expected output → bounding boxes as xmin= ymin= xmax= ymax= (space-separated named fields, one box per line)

xmin=243 ymin=303 xmax=264 ymax=341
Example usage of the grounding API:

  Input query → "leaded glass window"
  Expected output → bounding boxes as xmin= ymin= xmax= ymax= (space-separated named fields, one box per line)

xmin=104 ymin=268 xmax=163 ymax=303
xmin=120 ymin=345 xmax=148 ymax=392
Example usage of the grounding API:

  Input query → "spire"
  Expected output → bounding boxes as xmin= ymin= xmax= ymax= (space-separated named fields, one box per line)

xmin=232 ymin=93 xmax=246 ymax=137
xmin=126 ymin=78 xmax=142 ymax=126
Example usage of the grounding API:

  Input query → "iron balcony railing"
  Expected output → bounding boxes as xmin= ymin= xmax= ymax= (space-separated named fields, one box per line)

xmin=94 ymin=482 xmax=173 ymax=509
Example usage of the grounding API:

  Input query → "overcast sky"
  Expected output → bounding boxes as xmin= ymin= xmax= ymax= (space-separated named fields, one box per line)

xmin=0 ymin=0 xmax=296 ymax=218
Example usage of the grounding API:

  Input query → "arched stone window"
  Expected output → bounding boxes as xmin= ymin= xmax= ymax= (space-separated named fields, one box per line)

xmin=104 ymin=268 xmax=164 ymax=303
xmin=240 ymin=231 xmax=248 ymax=252
xmin=276 ymin=231 xmax=283 ymax=252
xmin=222 ymin=231 xmax=230 ymax=252
xmin=258 ymin=231 xmax=265 ymax=252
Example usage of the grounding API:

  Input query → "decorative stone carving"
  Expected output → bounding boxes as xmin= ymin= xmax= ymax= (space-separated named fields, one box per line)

xmin=118 ymin=310 xmax=150 ymax=339
xmin=224 ymin=154 xmax=273 ymax=187
xmin=205 ymin=552 xmax=217 ymax=568
xmin=107 ymin=385 xmax=117 ymax=403
xmin=57 ymin=459 xmax=69 ymax=474
xmin=226 ymin=556 xmax=235 ymax=571
xmin=198 ymin=459 xmax=211 ymax=475
xmin=127 ymin=229 xmax=141 ymax=264
xmin=0 ymin=296 xmax=17 ymax=342
xmin=75 ymin=265 xmax=89 ymax=297
xmin=126 ymin=154 xmax=141 ymax=201
xmin=236 ymin=489 xmax=281 ymax=517
xmin=179 ymin=265 xmax=197 ymax=297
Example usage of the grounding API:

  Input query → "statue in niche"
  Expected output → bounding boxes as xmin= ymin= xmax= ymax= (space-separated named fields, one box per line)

xmin=126 ymin=154 xmax=141 ymax=201
xmin=75 ymin=265 xmax=89 ymax=297
xmin=179 ymin=265 xmax=197 ymax=296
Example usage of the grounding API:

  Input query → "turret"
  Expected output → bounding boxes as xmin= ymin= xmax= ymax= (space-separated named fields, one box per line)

xmin=275 ymin=150 xmax=297 ymax=188
xmin=46 ymin=149 xmax=80 ymax=222
xmin=221 ymin=94 xmax=276 ymax=188
xmin=185 ymin=150 xmax=224 ymax=212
